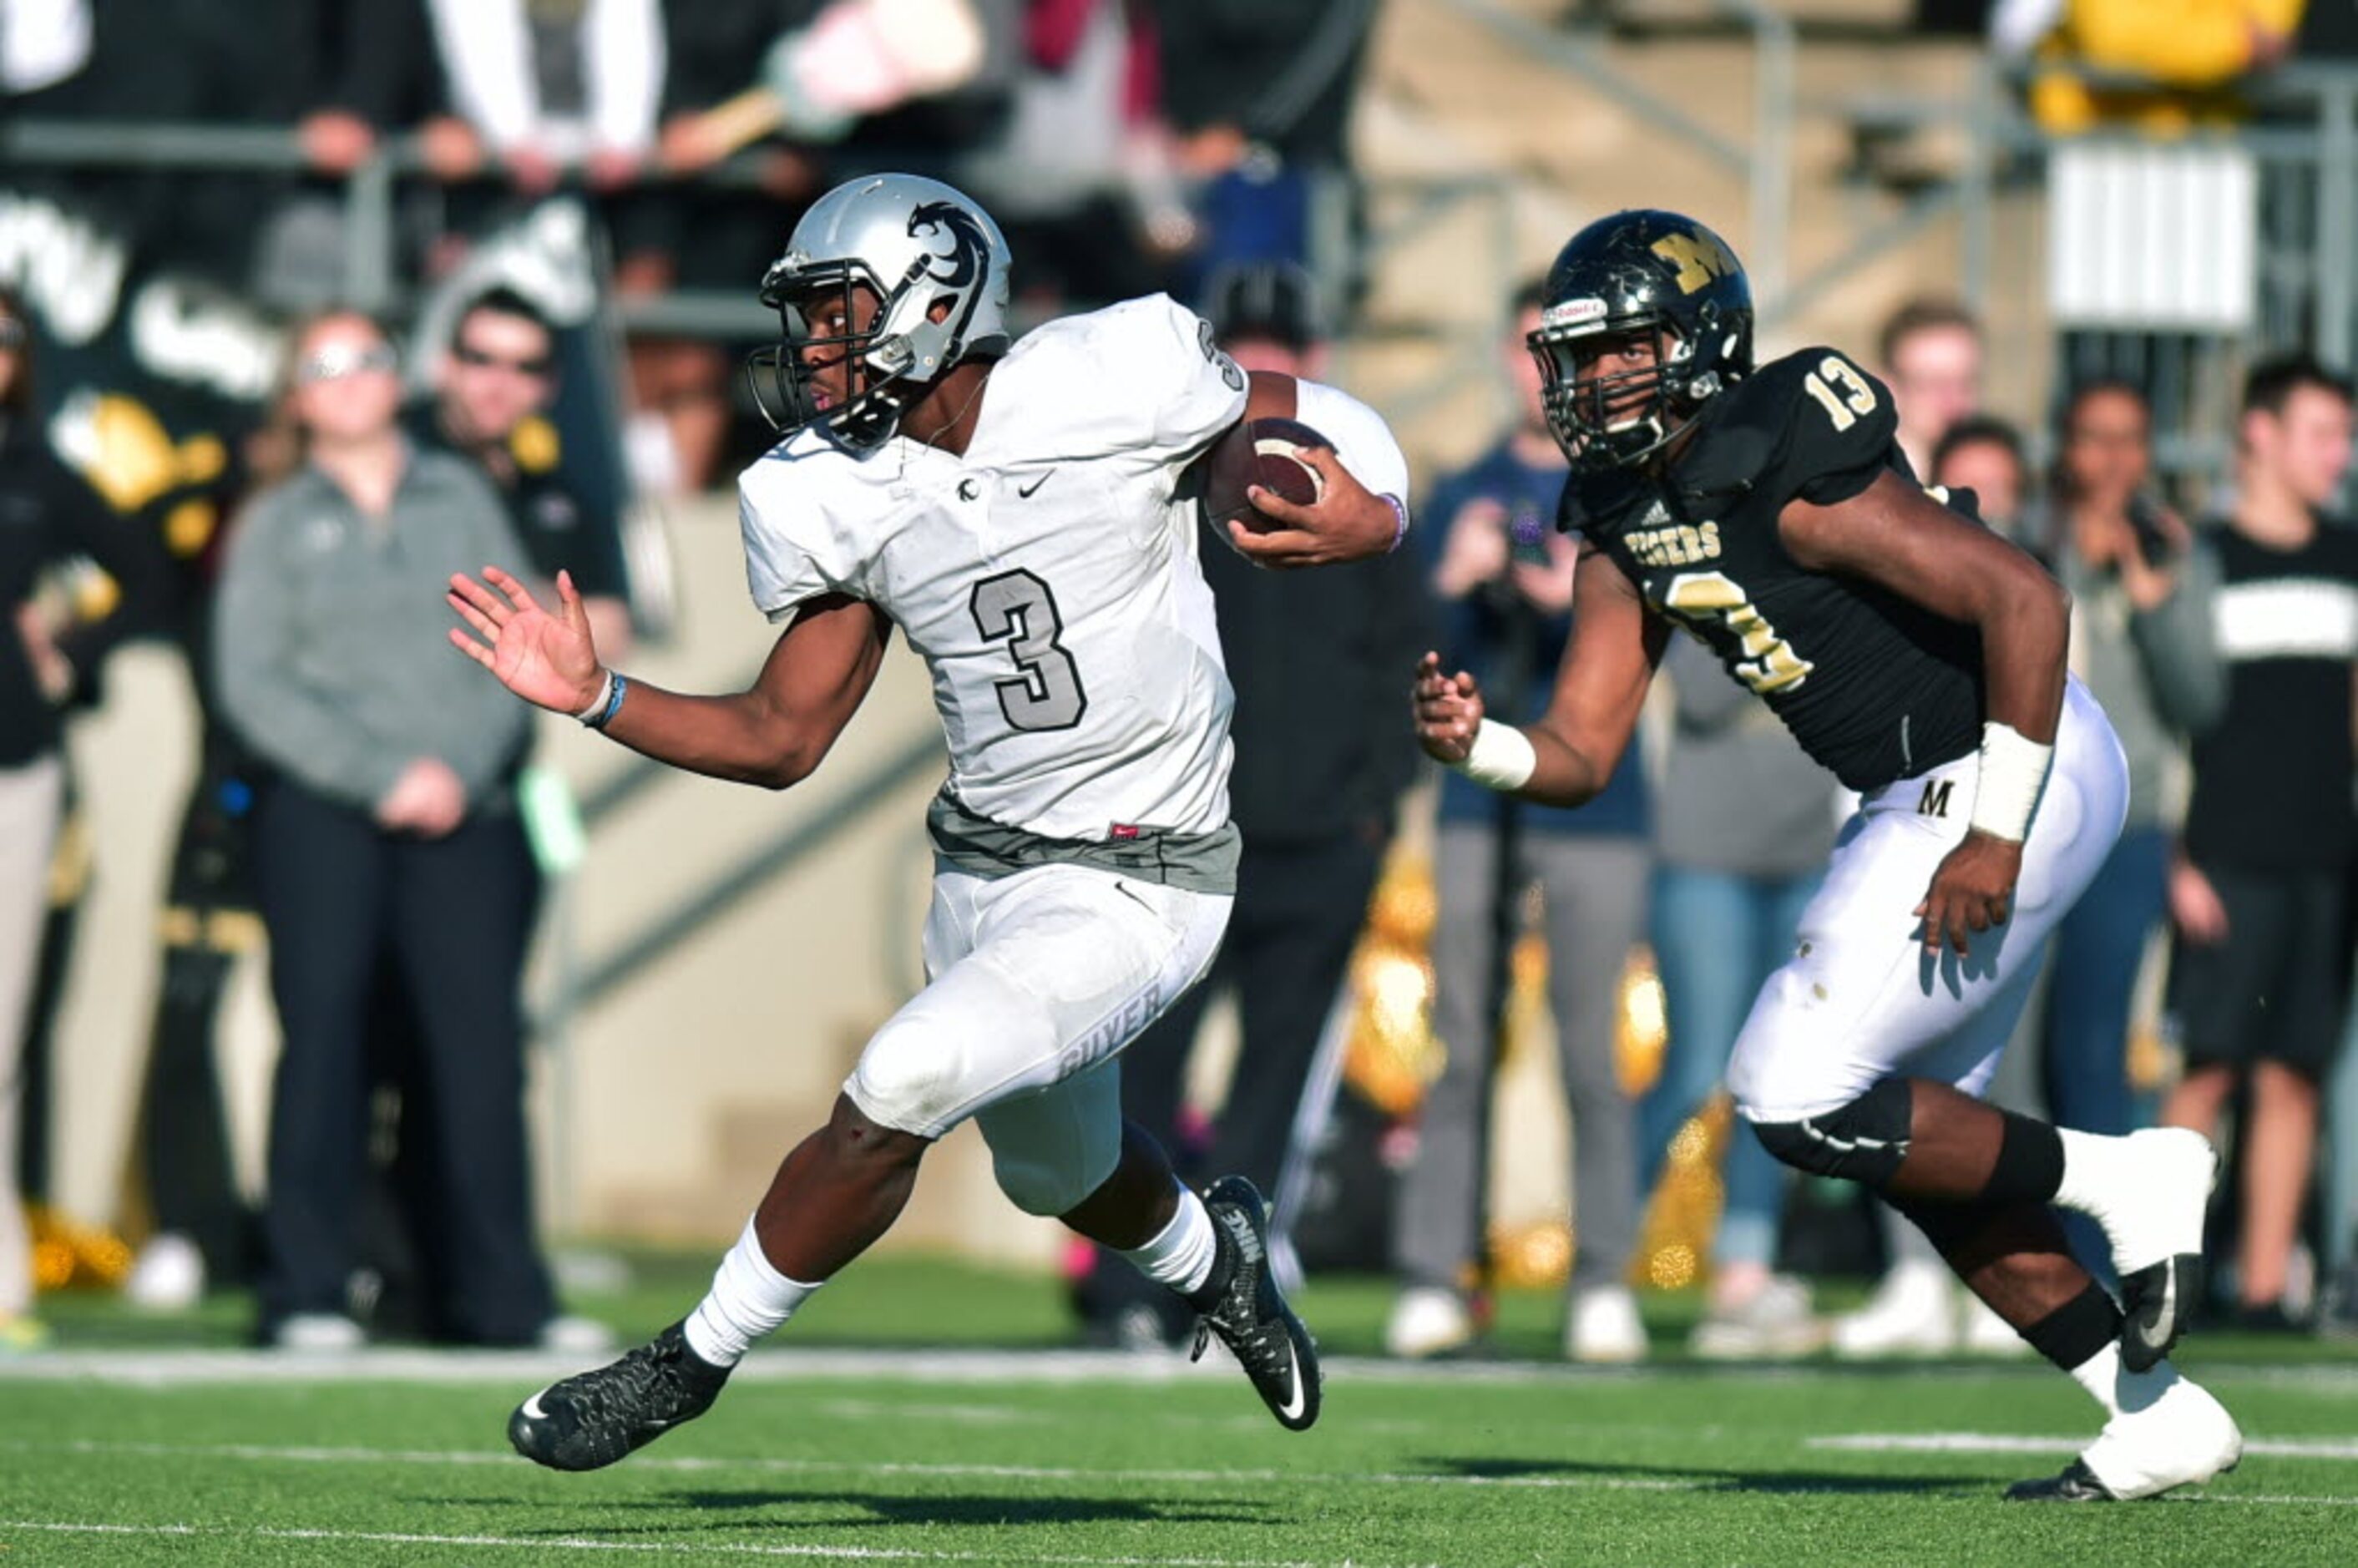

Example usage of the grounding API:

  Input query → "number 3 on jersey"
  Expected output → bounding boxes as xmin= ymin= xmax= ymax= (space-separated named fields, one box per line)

xmin=970 ymin=569 xmax=1088 ymax=731
xmin=1662 ymin=570 xmax=1814 ymax=695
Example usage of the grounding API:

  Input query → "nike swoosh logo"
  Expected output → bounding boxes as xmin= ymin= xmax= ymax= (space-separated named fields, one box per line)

xmin=520 ymin=1392 xmax=549 ymax=1420
xmin=1017 ymin=471 xmax=1054 ymax=498
xmin=1276 ymin=1358 xmax=1309 ymax=1423
xmin=2134 ymin=1264 xmax=2178 ymax=1349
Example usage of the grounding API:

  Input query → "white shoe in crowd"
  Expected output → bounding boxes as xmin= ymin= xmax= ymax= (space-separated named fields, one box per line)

xmin=124 ymin=1232 xmax=206 ymax=1313
xmin=1384 ymin=1286 xmax=1475 ymax=1359
xmin=1690 ymin=1274 xmax=1828 ymax=1360
xmin=539 ymin=1314 xmax=620 ymax=1357
xmin=1566 ymin=1284 xmax=1648 ymax=1363
xmin=1961 ymin=1293 xmax=2033 ymax=1357
xmin=1831 ymin=1258 xmax=1957 ymax=1358
xmin=271 ymin=1313 xmax=365 ymax=1353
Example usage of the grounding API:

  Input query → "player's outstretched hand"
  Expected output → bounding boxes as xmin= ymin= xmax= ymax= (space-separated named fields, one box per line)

xmin=448 ymin=566 xmax=605 ymax=716
xmin=1227 ymin=446 xmax=1399 ymax=569
xmin=1915 ymin=829 xmax=2023 ymax=958
xmin=1414 ymin=651 xmax=1485 ymax=764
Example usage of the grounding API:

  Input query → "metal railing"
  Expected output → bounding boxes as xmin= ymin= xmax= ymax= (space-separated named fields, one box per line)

xmin=0 ymin=117 xmax=787 ymax=336
xmin=1807 ymin=57 xmax=2358 ymax=491
xmin=1431 ymin=0 xmax=1795 ymax=314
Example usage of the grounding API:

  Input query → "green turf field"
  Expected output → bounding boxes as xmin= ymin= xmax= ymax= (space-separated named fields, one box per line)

xmin=4 ymin=1259 xmax=2355 ymax=1565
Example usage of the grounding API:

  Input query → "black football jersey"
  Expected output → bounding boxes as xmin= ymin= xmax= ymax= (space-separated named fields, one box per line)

xmin=1560 ymin=346 xmax=1985 ymax=792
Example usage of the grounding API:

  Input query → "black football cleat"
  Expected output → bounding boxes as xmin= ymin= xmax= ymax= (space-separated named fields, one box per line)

xmin=2006 ymin=1459 xmax=2119 ymax=1503
xmin=1190 ymin=1176 xmax=1322 ymax=1432
xmin=508 ymin=1320 xmax=731 ymax=1472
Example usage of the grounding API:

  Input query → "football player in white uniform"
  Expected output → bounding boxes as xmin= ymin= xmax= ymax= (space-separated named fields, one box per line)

xmin=449 ymin=174 xmax=1409 ymax=1469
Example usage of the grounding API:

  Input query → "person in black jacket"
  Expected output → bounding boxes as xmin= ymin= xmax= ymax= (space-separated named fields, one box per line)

xmin=1 ymin=286 xmax=166 ymax=1348
xmin=1075 ymin=261 xmax=1423 ymax=1346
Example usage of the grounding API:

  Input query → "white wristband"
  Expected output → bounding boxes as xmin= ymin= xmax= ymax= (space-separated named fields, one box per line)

xmin=1453 ymin=719 xmax=1538 ymax=792
xmin=574 ymin=670 xmax=616 ymax=725
xmin=1969 ymin=721 xmax=2053 ymax=842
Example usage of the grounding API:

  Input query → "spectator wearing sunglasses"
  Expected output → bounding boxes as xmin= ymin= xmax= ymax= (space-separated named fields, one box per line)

xmin=214 ymin=309 xmax=562 ymax=1351
xmin=415 ymin=288 xmax=632 ymax=658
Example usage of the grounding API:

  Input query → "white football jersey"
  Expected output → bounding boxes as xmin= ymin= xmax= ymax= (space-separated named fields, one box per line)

xmin=738 ymin=293 xmax=1249 ymax=841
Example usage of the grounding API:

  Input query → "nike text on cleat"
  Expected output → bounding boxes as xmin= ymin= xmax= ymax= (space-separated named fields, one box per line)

xmin=1190 ymin=1176 xmax=1323 ymax=1432
xmin=2008 ymin=1375 xmax=2243 ymax=1501
xmin=507 ymin=1320 xmax=731 ymax=1472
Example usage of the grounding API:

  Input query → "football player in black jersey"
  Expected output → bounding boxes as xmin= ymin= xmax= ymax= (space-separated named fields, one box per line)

xmin=1414 ymin=210 xmax=2238 ymax=1501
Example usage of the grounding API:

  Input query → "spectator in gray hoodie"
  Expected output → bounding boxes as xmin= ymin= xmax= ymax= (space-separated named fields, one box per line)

xmin=215 ymin=309 xmax=560 ymax=1352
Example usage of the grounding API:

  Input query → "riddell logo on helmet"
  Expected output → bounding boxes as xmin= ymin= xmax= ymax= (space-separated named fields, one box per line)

xmin=1542 ymin=298 xmax=1608 ymax=331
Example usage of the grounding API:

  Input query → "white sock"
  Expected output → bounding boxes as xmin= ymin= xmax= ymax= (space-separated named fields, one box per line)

xmin=682 ymin=1216 xmax=821 ymax=1368
xmin=2051 ymin=1128 xmax=2128 ymax=1219
xmin=1121 ymin=1186 xmax=1218 ymax=1298
xmin=2068 ymin=1339 xmax=2180 ymax=1420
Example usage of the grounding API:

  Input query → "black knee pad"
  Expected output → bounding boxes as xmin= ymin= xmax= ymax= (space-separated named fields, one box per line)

xmin=1750 ymin=1077 xmax=1913 ymax=1188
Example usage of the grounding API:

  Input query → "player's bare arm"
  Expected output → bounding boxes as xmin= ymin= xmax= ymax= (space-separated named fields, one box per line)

xmin=1243 ymin=368 xmax=1297 ymax=425
xmin=448 ymin=565 xmax=890 ymax=789
xmin=1781 ymin=468 xmax=2072 ymax=953
xmin=1414 ymin=544 xmax=1668 ymax=807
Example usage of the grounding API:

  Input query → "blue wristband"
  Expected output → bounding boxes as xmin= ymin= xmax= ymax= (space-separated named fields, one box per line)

xmin=586 ymin=672 xmax=629 ymax=731
xmin=1383 ymin=494 xmax=1411 ymax=554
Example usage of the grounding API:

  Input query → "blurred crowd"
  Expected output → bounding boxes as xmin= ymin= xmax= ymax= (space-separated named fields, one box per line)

xmin=2 ymin=0 xmax=1377 ymax=496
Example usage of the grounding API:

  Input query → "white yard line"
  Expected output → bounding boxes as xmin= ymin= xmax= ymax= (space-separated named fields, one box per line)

xmin=1810 ymin=1433 xmax=2358 ymax=1462
xmin=0 ymin=1520 xmax=1422 ymax=1567
xmin=5 ymin=1344 xmax=2355 ymax=1391
xmin=0 ymin=1436 xmax=1694 ymax=1493
xmin=17 ymin=1434 xmax=2358 ymax=1500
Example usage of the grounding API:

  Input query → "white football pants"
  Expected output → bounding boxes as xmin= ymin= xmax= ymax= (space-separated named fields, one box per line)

xmin=846 ymin=862 xmax=1231 ymax=1216
xmin=1728 ymin=678 xmax=2129 ymax=1124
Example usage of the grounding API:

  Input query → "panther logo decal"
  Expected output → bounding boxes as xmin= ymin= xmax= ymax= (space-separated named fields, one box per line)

xmin=908 ymin=201 xmax=991 ymax=291
xmin=905 ymin=200 xmax=994 ymax=355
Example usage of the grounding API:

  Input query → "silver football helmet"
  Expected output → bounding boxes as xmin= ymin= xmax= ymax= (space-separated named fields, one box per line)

xmin=747 ymin=173 xmax=1014 ymax=448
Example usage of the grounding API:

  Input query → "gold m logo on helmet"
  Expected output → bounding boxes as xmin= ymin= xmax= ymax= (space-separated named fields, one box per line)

xmin=1652 ymin=232 xmax=1737 ymax=294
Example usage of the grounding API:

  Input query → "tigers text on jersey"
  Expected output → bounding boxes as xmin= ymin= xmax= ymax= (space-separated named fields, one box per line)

xmin=1561 ymin=347 xmax=1986 ymax=793
xmin=737 ymin=293 xmax=1248 ymax=843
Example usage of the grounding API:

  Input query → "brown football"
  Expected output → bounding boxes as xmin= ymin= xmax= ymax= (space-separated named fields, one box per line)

xmin=1198 ymin=417 xmax=1330 ymax=536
